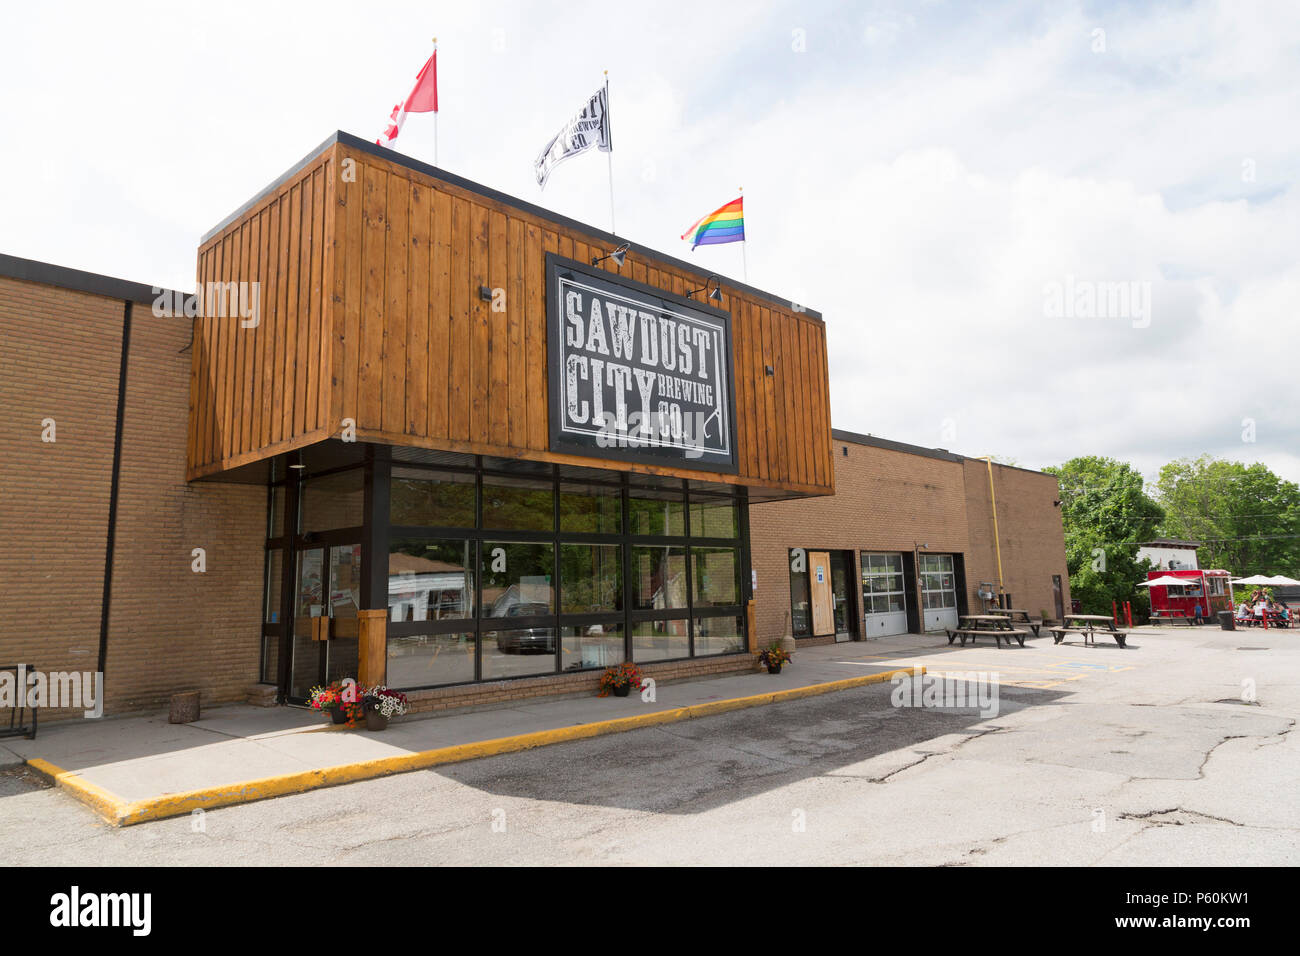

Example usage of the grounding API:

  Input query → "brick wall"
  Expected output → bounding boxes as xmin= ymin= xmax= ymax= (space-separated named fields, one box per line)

xmin=962 ymin=458 xmax=1071 ymax=621
xmin=0 ymin=275 xmax=266 ymax=720
xmin=748 ymin=436 xmax=1069 ymax=643
xmin=104 ymin=305 xmax=265 ymax=714
xmin=0 ymin=278 xmax=122 ymax=719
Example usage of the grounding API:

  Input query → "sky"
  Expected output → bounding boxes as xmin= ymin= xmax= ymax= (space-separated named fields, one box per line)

xmin=2 ymin=0 xmax=1297 ymax=485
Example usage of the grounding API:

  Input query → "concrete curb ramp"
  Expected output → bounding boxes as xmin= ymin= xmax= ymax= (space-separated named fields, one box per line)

xmin=27 ymin=666 xmax=923 ymax=827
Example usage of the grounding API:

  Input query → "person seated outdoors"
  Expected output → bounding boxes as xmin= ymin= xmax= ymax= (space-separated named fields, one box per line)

xmin=1254 ymin=599 xmax=1269 ymax=625
xmin=1235 ymin=602 xmax=1252 ymax=621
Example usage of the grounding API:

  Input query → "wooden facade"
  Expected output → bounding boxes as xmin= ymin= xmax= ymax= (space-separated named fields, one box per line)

xmin=189 ymin=132 xmax=833 ymax=496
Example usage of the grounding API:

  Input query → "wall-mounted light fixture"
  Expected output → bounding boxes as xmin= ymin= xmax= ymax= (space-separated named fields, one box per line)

xmin=686 ymin=275 xmax=722 ymax=303
xmin=764 ymin=364 xmax=774 ymax=376
xmin=478 ymin=285 xmax=493 ymax=301
xmin=591 ymin=243 xmax=629 ymax=269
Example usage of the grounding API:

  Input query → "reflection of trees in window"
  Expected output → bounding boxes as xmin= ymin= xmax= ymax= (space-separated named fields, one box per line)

xmin=390 ymin=470 xmax=476 ymax=527
xmin=560 ymin=544 xmax=622 ymax=614
xmin=483 ymin=479 xmax=554 ymax=532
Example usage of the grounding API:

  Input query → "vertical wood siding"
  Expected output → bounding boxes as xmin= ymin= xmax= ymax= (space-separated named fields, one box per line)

xmin=189 ymin=142 xmax=832 ymax=495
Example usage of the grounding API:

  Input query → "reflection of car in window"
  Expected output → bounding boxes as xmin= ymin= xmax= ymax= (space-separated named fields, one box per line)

xmin=486 ymin=590 xmax=555 ymax=654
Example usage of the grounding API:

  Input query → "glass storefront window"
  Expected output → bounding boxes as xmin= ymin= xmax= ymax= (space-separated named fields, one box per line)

xmin=633 ymin=619 xmax=689 ymax=662
xmin=389 ymin=538 xmax=475 ymax=622
xmin=388 ymin=632 xmax=475 ymax=689
xmin=692 ymin=547 xmax=739 ymax=607
xmin=690 ymin=497 xmax=738 ymax=538
xmin=561 ymin=623 xmax=624 ymax=671
xmin=628 ymin=489 xmax=686 ymax=536
xmin=296 ymin=549 xmax=325 ymax=619
xmin=559 ymin=482 xmax=622 ymax=534
xmin=482 ymin=627 xmax=557 ymax=679
xmin=261 ymin=632 xmax=279 ymax=685
xmin=265 ymin=549 xmax=283 ymax=623
xmin=631 ymin=545 xmax=688 ymax=610
xmin=560 ymin=543 xmax=622 ymax=614
xmin=481 ymin=541 xmax=554 ymax=618
xmin=788 ymin=548 xmax=811 ymax=637
xmin=269 ymin=486 xmax=286 ymax=538
xmin=391 ymin=467 xmax=476 ymax=528
xmin=694 ymin=614 xmax=745 ymax=656
xmin=300 ymin=468 xmax=365 ymax=532
xmin=482 ymin=476 xmax=554 ymax=532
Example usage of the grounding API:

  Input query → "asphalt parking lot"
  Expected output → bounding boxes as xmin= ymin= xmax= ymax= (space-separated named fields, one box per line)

xmin=0 ymin=626 xmax=1295 ymax=865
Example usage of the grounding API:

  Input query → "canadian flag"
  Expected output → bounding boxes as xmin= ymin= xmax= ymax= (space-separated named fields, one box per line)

xmin=377 ymin=46 xmax=438 ymax=148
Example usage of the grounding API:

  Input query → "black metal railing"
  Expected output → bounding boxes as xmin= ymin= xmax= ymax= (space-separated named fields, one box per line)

xmin=0 ymin=665 xmax=38 ymax=740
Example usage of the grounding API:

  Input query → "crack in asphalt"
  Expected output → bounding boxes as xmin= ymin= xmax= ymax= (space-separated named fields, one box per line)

xmin=1118 ymin=807 xmax=1245 ymax=827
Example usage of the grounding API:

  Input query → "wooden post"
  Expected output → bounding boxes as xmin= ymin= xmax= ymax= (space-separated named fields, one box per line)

xmin=746 ymin=599 xmax=757 ymax=653
xmin=357 ymin=609 xmax=388 ymax=686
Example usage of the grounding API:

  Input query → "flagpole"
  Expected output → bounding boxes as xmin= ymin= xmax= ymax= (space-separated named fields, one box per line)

xmin=604 ymin=70 xmax=616 ymax=235
xmin=433 ymin=38 xmax=439 ymax=166
xmin=739 ymin=186 xmax=748 ymax=283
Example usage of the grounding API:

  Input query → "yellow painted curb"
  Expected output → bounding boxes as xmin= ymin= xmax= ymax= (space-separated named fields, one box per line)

xmin=32 ymin=665 xmax=924 ymax=827
xmin=26 ymin=757 xmax=129 ymax=824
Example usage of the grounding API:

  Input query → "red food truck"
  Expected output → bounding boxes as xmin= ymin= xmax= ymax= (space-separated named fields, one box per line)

xmin=1145 ymin=568 xmax=1233 ymax=618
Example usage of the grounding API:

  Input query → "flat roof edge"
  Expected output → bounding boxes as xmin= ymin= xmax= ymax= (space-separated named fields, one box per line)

xmin=199 ymin=131 xmax=820 ymax=321
xmin=830 ymin=427 xmax=1058 ymax=477
xmin=0 ymin=252 xmax=188 ymax=307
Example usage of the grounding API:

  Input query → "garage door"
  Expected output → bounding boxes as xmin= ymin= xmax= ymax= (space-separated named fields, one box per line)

xmin=920 ymin=553 xmax=959 ymax=631
xmin=861 ymin=552 xmax=909 ymax=637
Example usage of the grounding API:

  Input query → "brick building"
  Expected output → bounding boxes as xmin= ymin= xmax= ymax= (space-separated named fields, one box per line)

xmin=1 ymin=132 xmax=1068 ymax=724
xmin=0 ymin=256 xmax=264 ymax=721
xmin=750 ymin=431 xmax=1070 ymax=646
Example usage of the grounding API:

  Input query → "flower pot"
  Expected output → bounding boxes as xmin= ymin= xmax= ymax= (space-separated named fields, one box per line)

xmin=365 ymin=709 xmax=389 ymax=731
xmin=612 ymin=683 xmax=631 ymax=697
xmin=766 ymin=663 xmax=782 ymax=675
xmin=329 ymin=708 xmax=348 ymax=725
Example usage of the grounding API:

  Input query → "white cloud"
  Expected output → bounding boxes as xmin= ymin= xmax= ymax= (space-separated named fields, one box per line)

xmin=1 ymin=0 xmax=1296 ymax=483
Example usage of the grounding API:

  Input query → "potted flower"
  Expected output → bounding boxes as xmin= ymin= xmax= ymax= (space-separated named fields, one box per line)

xmin=308 ymin=680 xmax=363 ymax=726
xmin=361 ymin=685 xmax=409 ymax=731
xmin=598 ymin=661 xmax=642 ymax=698
xmin=757 ymin=643 xmax=792 ymax=675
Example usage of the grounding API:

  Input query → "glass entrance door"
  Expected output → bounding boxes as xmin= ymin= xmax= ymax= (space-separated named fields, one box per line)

xmin=288 ymin=543 xmax=362 ymax=702
xmin=829 ymin=551 xmax=853 ymax=642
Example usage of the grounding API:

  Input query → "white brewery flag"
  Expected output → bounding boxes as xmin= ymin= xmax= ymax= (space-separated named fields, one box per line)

xmin=534 ymin=85 xmax=612 ymax=189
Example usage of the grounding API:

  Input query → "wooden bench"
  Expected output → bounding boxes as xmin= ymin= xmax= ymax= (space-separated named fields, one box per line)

xmin=946 ymin=627 xmax=1030 ymax=648
xmin=1050 ymin=627 xmax=1128 ymax=648
xmin=1148 ymin=610 xmax=1191 ymax=626
xmin=994 ymin=609 xmax=1042 ymax=637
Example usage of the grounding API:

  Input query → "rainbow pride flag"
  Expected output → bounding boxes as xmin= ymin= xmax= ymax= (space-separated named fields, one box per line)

xmin=681 ymin=196 xmax=744 ymax=249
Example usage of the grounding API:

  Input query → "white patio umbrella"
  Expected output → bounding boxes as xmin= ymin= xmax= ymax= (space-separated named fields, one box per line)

xmin=1231 ymin=574 xmax=1276 ymax=586
xmin=1138 ymin=575 xmax=1195 ymax=587
xmin=1265 ymin=575 xmax=1300 ymax=586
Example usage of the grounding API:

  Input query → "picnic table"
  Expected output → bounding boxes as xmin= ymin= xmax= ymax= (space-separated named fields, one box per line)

xmin=991 ymin=608 xmax=1041 ymax=636
xmin=946 ymin=614 xmax=1031 ymax=648
xmin=1050 ymin=614 xmax=1128 ymax=648
xmin=1149 ymin=609 xmax=1192 ymax=626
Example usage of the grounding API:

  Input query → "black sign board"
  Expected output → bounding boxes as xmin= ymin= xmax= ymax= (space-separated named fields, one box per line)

xmin=546 ymin=254 xmax=737 ymax=472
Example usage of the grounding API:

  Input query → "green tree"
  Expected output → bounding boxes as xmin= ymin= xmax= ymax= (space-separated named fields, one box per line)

xmin=1043 ymin=456 xmax=1164 ymax=615
xmin=1154 ymin=456 xmax=1300 ymax=576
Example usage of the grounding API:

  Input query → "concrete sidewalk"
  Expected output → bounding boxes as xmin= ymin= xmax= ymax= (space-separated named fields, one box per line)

xmin=4 ymin=639 xmax=934 ymax=827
